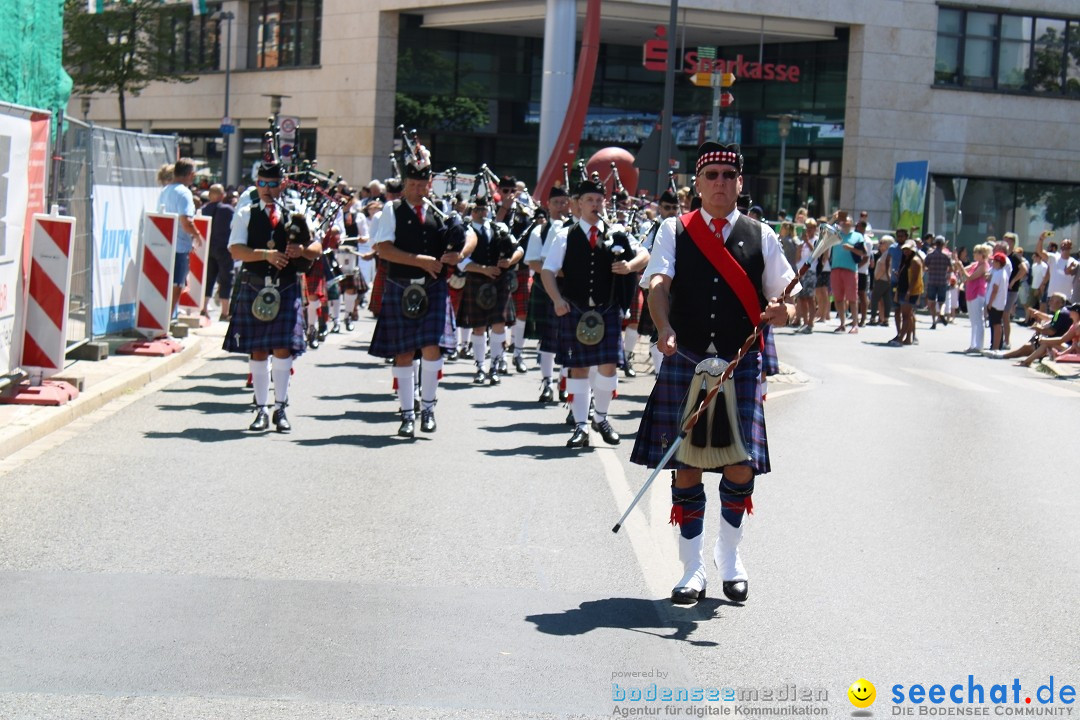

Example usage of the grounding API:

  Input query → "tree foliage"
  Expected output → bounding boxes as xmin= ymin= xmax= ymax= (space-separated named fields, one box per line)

xmin=394 ymin=48 xmax=490 ymax=133
xmin=62 ymin=0 xmax=197 ymax=128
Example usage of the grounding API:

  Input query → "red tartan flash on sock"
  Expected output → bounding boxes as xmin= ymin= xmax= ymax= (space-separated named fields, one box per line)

xmin=669 ymin=504 xmax=705 ymax=527
xmin=721 ymin=496 xmax=754 ymax=516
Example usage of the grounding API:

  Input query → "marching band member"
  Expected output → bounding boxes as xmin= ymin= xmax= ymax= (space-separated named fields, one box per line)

xmin=368 ymin=146 xmax=474 ymax=437
xmin=225 ymin=150 xmax=321 ymax=433
xmin=630 ymin=142 xmax=796 ymax=605
xmin=541 ymin=175 xmax=648 ymax=449
xmin=524 ymin=186 xmax=571 ymax=402
xmin=494 ymin=176 xmax=533 ymax=373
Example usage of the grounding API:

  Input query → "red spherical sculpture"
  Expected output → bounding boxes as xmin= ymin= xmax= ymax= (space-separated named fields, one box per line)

xmin=585 ymin=147 xmax=638 ymax=197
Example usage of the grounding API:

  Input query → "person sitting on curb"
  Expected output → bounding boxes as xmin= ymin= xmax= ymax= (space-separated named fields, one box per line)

xmin=1007 ymin=301 xmax=1080 ymax=367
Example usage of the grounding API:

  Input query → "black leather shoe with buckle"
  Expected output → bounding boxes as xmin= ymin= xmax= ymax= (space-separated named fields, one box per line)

xmin=420 ymin=409 xmax=436 ymax=433
xmin=473 ymin=366 xmax=487 ymax=384
xmin=591 ymin=418 xmax=620 ymax=445
xmin=248 ymin=408 xmax=270 ymax=432
xmin=671 ymin=585 xmax=706 ymax=605
xmin=566 ymin=426 xmax=590 ymax=448
xmin=539 ymin=381 xmax=554 ymax=403
xmin=621 ymin=361 xmax=636 ymax=378
xmin=722 ymin=580 xmax=748 ymax=602
xmin=272 ymin=404 xmax=291 ymax=433
xmin=496 ymin=357 xmax=509 ymax=375
xmin=488 ymin=367 xmax=501 ymax=385
xmin=514 ymin=355 xmax=528 ymax=373
xmin=398 ymin=416 xmax=416 ymax=438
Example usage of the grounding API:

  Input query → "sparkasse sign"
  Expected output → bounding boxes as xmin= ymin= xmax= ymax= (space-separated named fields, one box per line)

xmin=642 ymin=28 xmax=801 ymax=83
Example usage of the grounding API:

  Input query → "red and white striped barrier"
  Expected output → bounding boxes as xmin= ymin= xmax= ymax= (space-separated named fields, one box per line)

xmin=179 ymin=215 xmax=212 ymax=313
xmin=135 ymin=212 xmax=178 ymax=339
xmin=22 ymin=212 xmax=76 ymax=377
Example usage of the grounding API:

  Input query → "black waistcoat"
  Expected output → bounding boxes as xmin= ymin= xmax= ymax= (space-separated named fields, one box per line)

xmin=470 ymin=222 xmax=499 ymax=267
xmin=670 ymin=213 xmax=766 ymax=357
xmin=561 ymin=222 xmax=614 ymax=308
xmin=388 ymin=200 xmax=446 ymax=280
xmin=243 ymin=203 xmax=294 ymax=276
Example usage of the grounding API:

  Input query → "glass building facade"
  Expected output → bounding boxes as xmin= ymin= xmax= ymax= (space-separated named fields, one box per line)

xmin=395 ymin=15 xmax=849 ymax=216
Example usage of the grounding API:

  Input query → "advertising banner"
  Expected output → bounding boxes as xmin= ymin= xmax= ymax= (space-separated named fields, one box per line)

xmin=0 ymin=111 xmax=33 ymax=374
xmin=90 ymin=127 xmax=176 ymax=335
xmin=891 ymin=160 xmax=930 ymax=234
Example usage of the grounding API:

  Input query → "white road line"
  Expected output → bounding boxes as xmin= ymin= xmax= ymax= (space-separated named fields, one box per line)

xmin=900 ymin=367 xmax=998 ymax=393
xmin=825 ymin=363 xmax=908 ymax=386
xmin=993 ymin=374 xmax=1079 ymax=398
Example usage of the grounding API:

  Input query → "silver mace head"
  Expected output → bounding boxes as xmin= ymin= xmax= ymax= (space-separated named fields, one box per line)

xmin=811 ymin=222 xmax=844 ymax=262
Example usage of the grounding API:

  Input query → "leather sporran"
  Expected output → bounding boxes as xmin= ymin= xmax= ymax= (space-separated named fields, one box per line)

xmin=448 ymin=270 xmax=467 ymax=290
xmin=402 ymin=283 xmax=429 ymax=319
xmin=674 ymin=357 xmax=751 ymax=468
xmin=251 ymin=285 xmax=282 ymax=322
xmin=575 ymin=310 xmax=605 ymax=346
xmin=477 ymin=282 xmax=498 ymax=310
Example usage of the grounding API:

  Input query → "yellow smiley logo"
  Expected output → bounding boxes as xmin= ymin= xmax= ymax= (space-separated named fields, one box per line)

xmin=848 ymin=678 xmax=876 ymax=708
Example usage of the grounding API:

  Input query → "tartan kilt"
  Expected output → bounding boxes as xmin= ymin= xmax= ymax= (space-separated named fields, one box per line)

xmin=305 ymin=270 xmax=327 ymax=304
xmin=762 ymin=325 xmax=780 ymax=376
xmin=622 ymin=284 xmax=644 ymax=328
xmin=449 ymin=284 xmax=464 ymax=314
xmin=369 ymin=261 xmax=388 ymax=316
xmin=556 ymin=305 xmax=622 ymax=368
xmin=368 ymin=277 xmax=452 ymax=358
xmin=223 ymin=277 xmax=307 ymax=357
xmin=457 ymin=272 xmax=512 ymax=328
xmin=630 ymin=348 xmax=770 ymax=475
xmin=638 ymin=289 xmax=657 ymax=338
xmin=511 ymin=268 xmax=531 ymax=318
xmin=524 ymin=281 xmax=560 ymax=352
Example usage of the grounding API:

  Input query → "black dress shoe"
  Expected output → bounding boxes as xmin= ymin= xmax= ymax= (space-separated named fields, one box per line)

xmin=488 ymin=367 xmax=501 ymax=385
xmin=671 ymin=585 xmax=706 ymax=605
xmin=308 ymin=333 xmax=320 ymax=349
xmin=420 ymin=409 xmax=436 ymax=432
xmin=514 ymin=355 xmax=528 ymax=373
xmin=539 ymin=380 xmax=554 ymax=403
xmin=272 ymin=404 xmax=291 ymax=433
xmin=473 ymin=367 xmax=487 ymax=384
xmin=248 ymin=407 xmax=270 ymax=432
xmin=565 ymin=408 xmax=576 ymax=427
xmin=398 ymin=416 xmax=416 ymax=438
xmin=621 ymin=362 xmax=637 ymax=378
xmin=722 ymin=580 xmax=748 ymax=602
xmin=566 ymin=426 xmax=590 ymax=448
xmin=461 ymin=346 xmax=474 ymax=360
xmin=558 ymin=386 xmax=568 ymax=402
xmin=496 ymin=357 xmax=509 ymax=375
xmin=591 ymin=418 xmax=620 ymax=445
xmin=446 ymin=348 xmax=458 ymax=361
xmin=414 ymin=396 xmax=421 ymax=412
xmin=344 ymin=317 xmax=354 ymax=331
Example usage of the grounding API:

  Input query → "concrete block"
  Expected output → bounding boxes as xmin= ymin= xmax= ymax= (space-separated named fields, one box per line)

xmin=68 ymin=341 xmax=109 ymax=362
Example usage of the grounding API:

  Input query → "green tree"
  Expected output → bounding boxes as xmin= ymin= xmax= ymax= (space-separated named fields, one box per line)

xmin=394 ymin=48 xmax=490 ymax=133
xmin=62 ymin=0 xmax=197 ymax=129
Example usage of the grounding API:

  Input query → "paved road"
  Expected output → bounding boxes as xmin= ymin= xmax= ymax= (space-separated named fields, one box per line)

xmin=1 ymin=312 xmax=1077 ymax=719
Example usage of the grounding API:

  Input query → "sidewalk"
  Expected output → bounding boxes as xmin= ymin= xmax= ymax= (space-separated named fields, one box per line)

xmin=0 ymin=322 xmax=229 ymax=460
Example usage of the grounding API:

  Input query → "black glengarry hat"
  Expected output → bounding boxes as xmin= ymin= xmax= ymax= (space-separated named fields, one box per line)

xmin=549 ymin=185 xmax=569 ymax=199
xmin=574 ymin=174 xmax=606 ymax=198
xmin=695 ymin=142 xmax=743 ymax=175
xmin=659 ymin=189 xmax=678 ymax=204
xmin=404 ymin=143 xmax=433 ymax=180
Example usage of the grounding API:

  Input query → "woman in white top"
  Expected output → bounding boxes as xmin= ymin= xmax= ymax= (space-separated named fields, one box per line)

xmin=986 ymin=251 xmax=1010 ymax=351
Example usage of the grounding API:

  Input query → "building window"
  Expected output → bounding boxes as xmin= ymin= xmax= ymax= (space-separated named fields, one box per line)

xmin=935 ymin=6 xmax=1080 ymax=96
xmin=157 ymin=2 xmax=223 ymax=73
xmin=248 ymin=0 xmax=321 ymax=69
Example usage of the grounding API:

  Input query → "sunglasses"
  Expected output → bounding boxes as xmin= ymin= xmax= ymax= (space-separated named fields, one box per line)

xmin=256 ymin=179 xmax=281 ymax=188
xmin=660 ymin=203 xmax=679 ymax=210
xmin=699 ymin=170 xmax=739 ymax=182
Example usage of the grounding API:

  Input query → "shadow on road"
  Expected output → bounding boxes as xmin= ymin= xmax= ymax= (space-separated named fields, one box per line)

xmin=525 ymin=597 xmax=722 ymax=646
xmin=143 ymin=428 xmax=251 ymax=442
xmin=480 ymin=444 xmax=581 ymax=460
xmin=314 ymin=391 xmax=392 ymax=403
xmin=293 ymin=434 xmax=427 ymax=448
xmin=479 ymin=422 xmax=564 ymax=435
xmin=471 ymin=399 xmax=548 ymax=411
xmin=157 ymin=401 xmax=249 ymax=414
xmin=160 ymin=384 xmax=251 ymax=397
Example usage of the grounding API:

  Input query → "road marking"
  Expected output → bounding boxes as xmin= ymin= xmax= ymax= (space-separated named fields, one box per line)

xmin=993 ymin=374 xmax=1078 ymax=398
xmin=901 ymin=367 xmax=998 ymax=393
xmin=765 ymin=384 xmax=815 ymax=400
xmin=825 ymin=363 xmax=908 ymax=386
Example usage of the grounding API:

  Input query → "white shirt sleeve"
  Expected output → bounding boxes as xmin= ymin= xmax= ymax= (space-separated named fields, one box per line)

xmin=759 ymin=221 xmax=800 ymax=299
xmin=228 ymin=203 xmax=252 ymax=247
xmin=373 ymin=205 xmax=397 ymax=246
xmin=641 ymin=216 xmax=678 ymax=281
xmin=542 ymin=226 xmax=571 ymax=274
xmin=524 ymin=224 xmax=545 ymax=263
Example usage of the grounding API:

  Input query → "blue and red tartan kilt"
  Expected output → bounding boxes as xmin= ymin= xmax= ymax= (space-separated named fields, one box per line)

xmin=525 ymin=281 xmax=560 ymax=353
xmin=622 ymin=285 xmax=644 ymax=328
xmin=556 ymin=305 xmax=622 ymax=368
xmin=223 ymin=276 xmax=307 ymax=357
xmin=457 ymin=273 xmax=513 ymax=329
xmin=630 ymin=348 xmax=770 ymax=475
xmin=762 ymin=325 xmax=780 ymax=376
xmin=637 ymin=289 xmax=657 ymax=337
xmin=368 ymin=277 xmax=452 ymax=358
xmin=511 ymin=268 xmax=531 ymax=318
xmin=369 ymin=260 xmax=388 ymax=316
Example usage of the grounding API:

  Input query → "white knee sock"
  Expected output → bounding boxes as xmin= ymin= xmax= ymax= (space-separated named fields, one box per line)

xmin=250 ymin=358 xmax=271 ymax=407
xmin=539 ymin=351 xmax=555 ymax=380
xmin=567 ymin=378 xmax=591 ymax=427
xmin=623 ymin=327 xmax=639 ymax=357
xmin=271 ymin=355 xmax=292 ymax=404
xmin=306 ymin=302 xmax=319 ymax=328
xmin=471 ymin=333 xmax=487 ymax=365
xmin=591 ymin=372 xmax=618 ymax=420
xmin=459 ymin=326 xmax=471 ymax=347
xmin=650 ymin=344 xmax=664 ymax=374
xmin=412 ymin=359 xmax=420 ymax=386
xmin=490 ymin=331 xmax=506 ymax=361
xmin=392 ymin=366 xmax=415 ymax=418
xmin=329 ymin=298 xmax=341 ymax=322
xmin=512 ymin=323 xmax=525 ymax=356
xmin=344 ymin=293 xmax=358 ymax=315
xmin=421 ymin=358 xmax=443 ymax=410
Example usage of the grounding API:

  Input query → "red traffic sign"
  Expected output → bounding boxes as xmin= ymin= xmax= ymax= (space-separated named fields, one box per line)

xmin=719 ymin=92 xmax=734 ymax=108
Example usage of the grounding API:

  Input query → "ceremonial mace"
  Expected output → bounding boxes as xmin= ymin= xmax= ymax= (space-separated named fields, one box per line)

xmin=612 ymin=223 xmax=844 ymax=533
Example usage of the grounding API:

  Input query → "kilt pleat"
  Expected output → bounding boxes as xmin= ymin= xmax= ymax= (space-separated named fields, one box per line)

xmin=224 ymin=280 xmax=307 ymax=357
xmin=556 ymin=305 xmax=622 ymax=368
xmin=525 ymin=281 xmax=560 ymax=352
xmin=622 ymin=284 xmax=643 ymax=328
xmin=762 ymin=325 xmax=780 ymax=376
xmin=511 ymin=268 xmax=531 ymax=318
xmin=630 ymin=349 xmax=770 ymax=475
xmin=637 ymin=289 xmax=657 ymax=337
xmin=457 ymin=273 xmax=513 ymax=328
xmin=368 ymin=277 xmax=453 ymax=358
xmin=369 ymin=261 xmax=388 ymax=316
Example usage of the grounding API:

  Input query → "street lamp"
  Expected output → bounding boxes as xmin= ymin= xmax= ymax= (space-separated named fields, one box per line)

xmin=217 ymin=10 xmax=235 ymax=186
